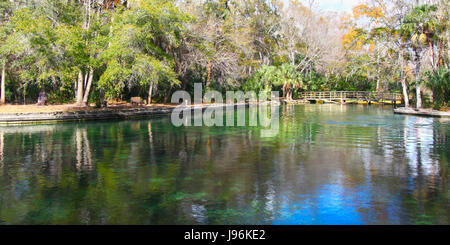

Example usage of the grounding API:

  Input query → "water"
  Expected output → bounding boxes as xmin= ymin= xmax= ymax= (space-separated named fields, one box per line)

xmin=0 ymin=104 xmax=448 ymax=224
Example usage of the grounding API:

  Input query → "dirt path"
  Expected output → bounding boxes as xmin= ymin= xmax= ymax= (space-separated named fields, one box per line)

xmin=0 ymin=103 xmax=179 ymax=114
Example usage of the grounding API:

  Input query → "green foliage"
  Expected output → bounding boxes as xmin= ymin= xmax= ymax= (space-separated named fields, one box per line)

xmin=425 ymin=68 xmax=450 ymax=110
xmin=244 ymin=65 xmax=278 ymax=93
xmin=303 ymin=73 xmax=327 ymax=91
xmin=98 ymin=0 xmax=185 ymax=100
xmin=9 ymin=7 xmax=59 ymax=87
xmin=244 ymin=63 xmax=304 ymax=98
xmin=245 ymin=62 xmax=380 ymax=97
xmin=401 ymin=4 xmax=439 ymax=46
xmin=0 ymin=1 xmax=448 ymax=105
xmin=276 ymin=64 xmax=303 ymax=88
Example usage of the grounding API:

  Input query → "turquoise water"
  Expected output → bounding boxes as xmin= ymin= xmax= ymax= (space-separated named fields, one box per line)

xmin=0 ymin=104 xmax=449 ymax=224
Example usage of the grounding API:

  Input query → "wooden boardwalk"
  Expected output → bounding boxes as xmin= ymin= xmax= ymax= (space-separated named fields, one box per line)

xmin=299 ymin=91 xmax=402 ymax=103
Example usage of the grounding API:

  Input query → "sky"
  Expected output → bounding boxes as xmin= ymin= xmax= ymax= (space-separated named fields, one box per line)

xmin=316 ymin=0 xmax=359 ymax=12
xmin=283 ymin=0 xmax=360 ymax=13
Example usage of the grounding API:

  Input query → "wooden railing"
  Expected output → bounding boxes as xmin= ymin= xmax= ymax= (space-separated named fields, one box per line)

xmin=300 ymin=91 xmax=402 ymax=101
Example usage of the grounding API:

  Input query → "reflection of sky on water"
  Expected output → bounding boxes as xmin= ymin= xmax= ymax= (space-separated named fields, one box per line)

xmin=272 ymin=181 xmax=407 ymax=225
xmin=273 ymin=184 xmax=365 ymax=225
xmin=271 ymin=105 xmax=449 ymax=224
xmin=0 ymin=105 xmax=448 ymax=224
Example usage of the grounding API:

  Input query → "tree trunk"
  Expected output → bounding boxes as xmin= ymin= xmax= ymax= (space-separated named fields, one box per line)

xmin=147 ymin=80 xmax=154 ymax=105
xmin=182 ymin=79 xmax=187 ymax=90
xmin=428 ymin=40 xmax=435 ymax=70
xmin=76 ymin=70 xmax=84 ymax=106
xmin=291 ymin=51 xmax=295 ymax=65
xmin=84 ymin=72 xmax=88 ymax=89
xmin=282 ymin=82 xmax=288 ymax=99
xmin=416 ymin=84 xmax=422 ymax=108
xmin=164 ymin=86 xmax=172 ymax=103
xmin=206 ymin=60 xmax=211 ymax=87
xmin=1 ymin=61 xmax=5 ymax=104
xmin=286 ymin=88 xmax=293 ymax=101
xmin=82 ymin=68 xmax=94 ymax=105
xmin=436 ymin=40 xmax=442 ymax=70
xmin=414 ymin=50 xmax=422 ymax=109
xmin=401 ymin=76 xmax=409 ymax=108
xmin=376 ymin=52 xmax=381 ymax=91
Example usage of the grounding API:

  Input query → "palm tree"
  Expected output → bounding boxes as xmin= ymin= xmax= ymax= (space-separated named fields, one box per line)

xmin=277 ymin=64 xmax=303 ymax=101
xmin=400 ymin=4 xmax=439 ymax=108
xmin=425 ymin=68 xmax=449 ymax=110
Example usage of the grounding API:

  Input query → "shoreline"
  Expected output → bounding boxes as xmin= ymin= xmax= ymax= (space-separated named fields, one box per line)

xmin=0 ymin=103 xmax=252 ymax=125
xmin=393 ymin=107 xmax=450 ymax=118
xmin=1 ymin=104 xmax=448 ymax=125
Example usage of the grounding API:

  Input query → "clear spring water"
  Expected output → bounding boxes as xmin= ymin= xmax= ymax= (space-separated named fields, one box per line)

xmin=0 ymin=104 xmax=448 ymax=224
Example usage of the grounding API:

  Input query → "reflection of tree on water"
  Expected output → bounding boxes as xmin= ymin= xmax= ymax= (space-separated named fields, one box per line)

xmin=0 ymin=131 xmax=3 ymax=170
xmin=272 ymin=105 xmax=449 ymax=224
xmin=398 ymin=116 xmax=449 ymax=224
xmin=75 ymin=127 xmax=92 ymax=171
xmin=0 ymin=105 xmax=448 ymax=224
xmin=147 ymin=122 xmax=157 ymax=164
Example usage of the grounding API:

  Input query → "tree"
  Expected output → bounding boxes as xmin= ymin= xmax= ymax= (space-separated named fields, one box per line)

xmin=176 ymin=0 xmax=255 ymax=91
xmin=0 ymin=0 xmax=445 ymax=109
xmin=67 ymin=0 xmax=111 ymax=107
xmin=342 ymin=0 xmax=433 ymax=107
xmin=99 ymin=0 xmax=184 ymax=104
xmin=276 ymin=63 xmax=303 ymax=101
xmin=244 ymin=65 xmax=278 ymax=94
xmin=401 ymin=4 xmax=439 ymax=108
xmin=8 ymin=6 xmax=60 ymax=103
xmin=247 ymin=63 xmax=303 ymax=100
xmin=0 ymin=0 xmax=13 ymax=104
xmin=425 ymin=68 xmax=449 ymax=109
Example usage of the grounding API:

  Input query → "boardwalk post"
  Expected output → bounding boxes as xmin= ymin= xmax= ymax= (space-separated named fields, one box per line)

xmin=393 ymin=93 xmax=397 ymax=108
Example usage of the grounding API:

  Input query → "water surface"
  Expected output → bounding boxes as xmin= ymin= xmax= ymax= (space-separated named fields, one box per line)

xmin=0 ymin=104 xmax=449 ymax=224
